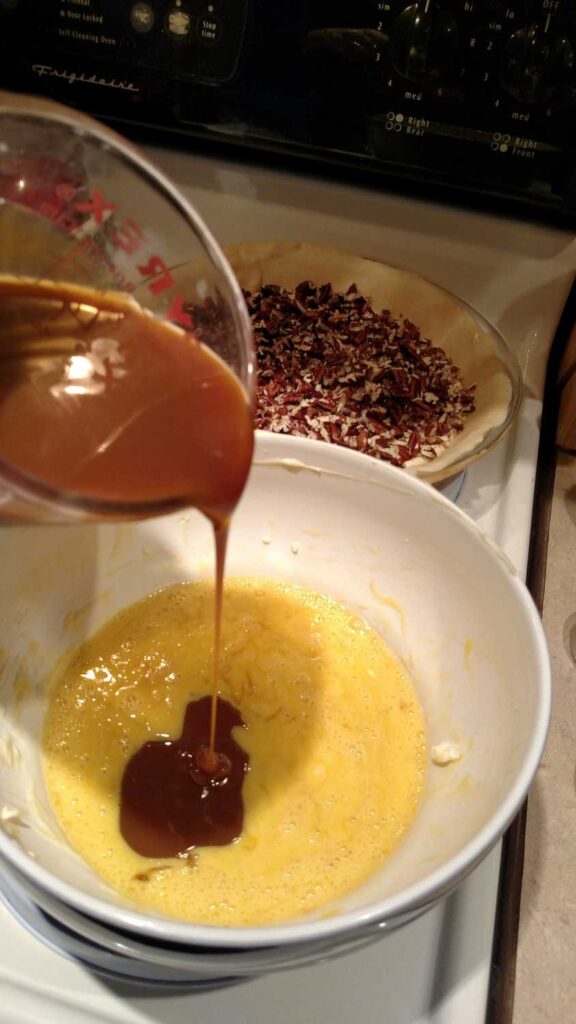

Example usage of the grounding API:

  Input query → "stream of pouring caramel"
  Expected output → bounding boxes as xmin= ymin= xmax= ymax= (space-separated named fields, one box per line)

xmin=0 ymin=276 xmax=254 ymax=768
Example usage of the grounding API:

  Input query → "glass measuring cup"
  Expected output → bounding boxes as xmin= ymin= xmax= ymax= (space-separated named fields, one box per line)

xmin=0 ymin=97 xmax=255 ymax=522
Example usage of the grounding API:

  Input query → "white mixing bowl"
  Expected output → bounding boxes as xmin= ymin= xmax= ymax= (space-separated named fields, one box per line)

xmin=0 ymin=432 xmax=550 ymax=969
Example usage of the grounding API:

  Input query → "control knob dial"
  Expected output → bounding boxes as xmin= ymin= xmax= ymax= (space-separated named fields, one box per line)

xmin=390 ymin=1 xmax=458 ymax=82
xmin=502 ymin=21 xmax=574 ymax=104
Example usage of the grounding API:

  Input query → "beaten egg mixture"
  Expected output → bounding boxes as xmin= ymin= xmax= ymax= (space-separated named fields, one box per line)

xmin=43 ymin=579 xmax=426 ymax=926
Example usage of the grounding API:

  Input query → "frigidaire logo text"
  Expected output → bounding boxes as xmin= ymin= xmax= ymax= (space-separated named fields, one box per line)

xmin=32 ymin=65 xmax=139 ymax=93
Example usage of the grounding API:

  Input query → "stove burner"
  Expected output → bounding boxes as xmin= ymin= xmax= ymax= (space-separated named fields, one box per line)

xmin=0 ymin=866 xmax=239 ymax=989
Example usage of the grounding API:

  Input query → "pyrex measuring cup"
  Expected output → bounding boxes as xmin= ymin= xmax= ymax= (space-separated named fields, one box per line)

xmin=0 ymin=95 xmax=254 ymax=522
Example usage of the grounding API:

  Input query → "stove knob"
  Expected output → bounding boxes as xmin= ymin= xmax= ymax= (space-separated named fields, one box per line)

xmin=390 ymin=1 xmax=458 ymax=82
xmin=502 ymin=23 xmax=574 ymax=104
xmin=130 ymin=2 xmax=155 ymax=33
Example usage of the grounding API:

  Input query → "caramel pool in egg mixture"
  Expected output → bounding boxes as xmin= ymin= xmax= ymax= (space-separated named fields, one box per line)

xmin=43 ymin=579 xmax=426 ymax=926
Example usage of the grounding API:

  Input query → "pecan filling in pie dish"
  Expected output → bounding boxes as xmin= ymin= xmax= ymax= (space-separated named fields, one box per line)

xmin=247 ymin=279 xmax=476 ymax=468
xmin=190 ymin=241 xmax=521 ymax=484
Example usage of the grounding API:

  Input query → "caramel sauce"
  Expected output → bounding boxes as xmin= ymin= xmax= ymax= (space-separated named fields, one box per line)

xmin=0 ymin=277 xmax=254 ymax=847
xmin=120 ymin=696 xmax=249 ymax=857
xmin=0 ymin=278 xmax=253 ymax=515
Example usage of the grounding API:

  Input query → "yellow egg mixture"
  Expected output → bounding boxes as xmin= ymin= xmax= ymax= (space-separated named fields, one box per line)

xmin=43 ymin=579 xmax=426 ymax=926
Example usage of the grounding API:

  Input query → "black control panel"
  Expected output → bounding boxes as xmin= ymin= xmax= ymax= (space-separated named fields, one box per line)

xmin=1 ymin=1 xmax=576 ymax=219
xmin=0 ymin=0 xmax=250 ymax=85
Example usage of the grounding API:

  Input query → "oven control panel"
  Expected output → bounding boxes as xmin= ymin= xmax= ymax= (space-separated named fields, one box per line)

xmin=298 ymin=2 xmax=576 ymax=209
xmin=1 ymin=1 xmax=575 ymax=218
xmin=0 ymin=0 xmax=250 ymax=85
xmin=352 ymin=1 xmax=576 ymax=137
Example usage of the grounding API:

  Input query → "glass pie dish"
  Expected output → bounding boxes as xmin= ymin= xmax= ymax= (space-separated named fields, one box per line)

xmin=223 ymin=241 xmax=523 ymax=485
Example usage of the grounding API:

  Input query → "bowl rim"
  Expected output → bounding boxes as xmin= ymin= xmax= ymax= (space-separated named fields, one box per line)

xmin=0 ymin=434 xmax=551 ymax=949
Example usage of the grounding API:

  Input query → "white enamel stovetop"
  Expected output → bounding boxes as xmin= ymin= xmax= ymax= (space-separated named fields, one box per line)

xmin=1 ymin=149 xmax=575 ymax=1024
